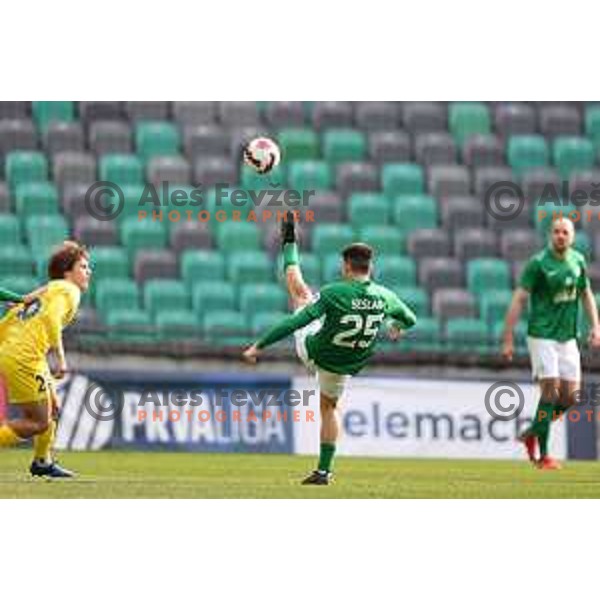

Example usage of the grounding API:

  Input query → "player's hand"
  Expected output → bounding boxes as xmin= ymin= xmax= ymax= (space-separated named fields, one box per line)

xmin=22 ymin=292 xmax=38 ymax=305
xmin=589 ymin=326 xmax=600 ymax=349
xmin=502 ymin=336 xmax=514 ymax=362
xmin=242 ymin=345 xmax=260 ymax=365
xmin=387 ymin=324 xmax=403 ymax=342
xmin=52 ymin=363 xmax=68 ymax=380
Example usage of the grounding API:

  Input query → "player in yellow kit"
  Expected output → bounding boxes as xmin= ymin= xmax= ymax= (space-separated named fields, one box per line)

xmin=0 ymin=241 xmax=91 ymax=477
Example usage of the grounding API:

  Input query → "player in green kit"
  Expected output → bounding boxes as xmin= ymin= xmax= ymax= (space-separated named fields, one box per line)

xmin=503 ymin=218 xmax=600 ymax=469
xmin=243 ymin=217 xmax=417 ymax=485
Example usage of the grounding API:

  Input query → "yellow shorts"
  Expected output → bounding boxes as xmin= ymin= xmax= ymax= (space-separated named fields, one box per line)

xmin=0 ymin=355 xmax=52 ymax=405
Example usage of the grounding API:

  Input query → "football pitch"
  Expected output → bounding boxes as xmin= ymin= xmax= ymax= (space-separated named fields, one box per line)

xmin=1 ymin=450 xmax=600 ymax=498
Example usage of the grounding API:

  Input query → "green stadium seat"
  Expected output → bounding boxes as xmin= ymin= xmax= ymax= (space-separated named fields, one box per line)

xmin=287 ymin=160 xmax=332 ymax=191
xmin=119 ymin=184 xmax=147 ymax=221
xmin=5 ymin=151 xmax=48 ymax=189
xmin=99 ymin=154 xmax=144 ymax=186
xmin=507 ymin=135 xmax=549 ymax=178
xmin=205 ymin=187 xmax=252 ymax=223
xmin=394 ymin=286 xmax=429 ymax=316
xmin=322 ymin=129 xmax=367 ymax=163
xmin=0 ymin=275 xmax=41 ymax=296
xmin=181 ymin=250 xmax=225 ymax=287
xmin=192 ymin=281 xmax=236 ymax=314
xmin=322 ymin=253 xmax=343 ymax=282
xmin=25 ymin=215 xmax=68 ymax=256
xmin=348 ymin=193 xmax=390 ymax=227
xmin=574 ymin=230 xmax=591 ymax=258
xmin=375 ymin=255 xmax=417 ymax=287
xmin=445 ymin=318 xmax=489 ymax=352
xmin=90 ymin=246 xmax=131 ymax=282
xmin=584 ymin=105 xmax=600 ymax=144
xmin=278 ymin=129 xmax=319 ymax=161
xmin=553 ymin=137 xmax=595 ymax=179
xmin=382 ymin=164 xmax=424 ymax=197
xmin=466 ymin=258 xmax=511 ymax=297
xmin=14 ymin=182 xmax=59 ymax=217
xmin=0 ymin=214 xmax=21 ymax=245
xmin=120 ymin=218 xmax=167 ymax=258
xmin=32 ymin=101 xmax=75 ymax=129
xmin=95 ymin=279 xmax=139 ymax=315
xmin=357 ymin=225 xmax=404 ymax=255
xmin=311 ymin=224 xmax=354 ymax=256
xmin=239 ymin=283 xmax=288 ymax=317
xmin=216 ymin=222 xmax=261 ymax=253
xmin=155 ymin=309 xmax=201 ymax=338
xmin=227 ymin=251 xmax=273 ymax=284
xmin=144 ymin=279 xmax=189 ymax=315
xmin=241 ymin=164 xmax=284 ymax=191
xmin=203 ymin=310 xmax=248 ymax=345
xmin=492 ymin=320 xmax=528 ymax=356
xmin=276 ymin=253 xmax=321 ymax=287
xmin=0 ymin=246 xmax=34 ymax=278
xmin=391 ymin=195 xmax=438 ymax=231
xmin=403 ymin=317 xmax=441 ymax=352
xmin=251 ymin=311 xmax=288 ymax=335
xmin=104 ymin=309 xmax=153 ymax=342
xmin=135 ymin=121 xmax=180 ymax=158
xmin=449 ymin=102 xmax=491 ymax=145
xmin=479 ymin=290 xmax=514 ymax=327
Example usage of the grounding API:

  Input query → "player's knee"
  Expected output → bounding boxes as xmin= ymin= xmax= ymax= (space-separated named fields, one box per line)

xmin=320 ymin=393 xmax=338 ymax=411
xmin=30 ymin=413 xmax=50 ymax=435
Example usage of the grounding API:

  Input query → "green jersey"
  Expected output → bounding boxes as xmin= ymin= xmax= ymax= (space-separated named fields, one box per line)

xmin=520 ymin=247 xmax=589 ymax=342
xmin=256 ymin=278 xmax=417 ymax=375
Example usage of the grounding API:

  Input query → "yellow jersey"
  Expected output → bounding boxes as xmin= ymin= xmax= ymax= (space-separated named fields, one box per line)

xmin=0 ymin=279 xmax=80 ymax=366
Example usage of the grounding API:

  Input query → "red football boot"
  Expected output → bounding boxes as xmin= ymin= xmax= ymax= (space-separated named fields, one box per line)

xmin=537 ymin=456 xmax=562 ymax=470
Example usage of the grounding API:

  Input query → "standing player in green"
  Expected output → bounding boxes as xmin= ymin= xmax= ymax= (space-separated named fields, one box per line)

xmin=243 ymin=218 xmax=417 ymax=485
xmin=503 ymin=218 xmax=600 ymax=469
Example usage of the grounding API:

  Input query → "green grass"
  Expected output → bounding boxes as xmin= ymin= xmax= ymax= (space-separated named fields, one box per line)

xmin=2 ymin=450 xmax=600 ymax=498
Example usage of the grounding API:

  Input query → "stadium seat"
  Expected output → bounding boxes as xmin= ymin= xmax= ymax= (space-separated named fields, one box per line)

xmin=521 ymin=167 xmax=561 ymax=202
xmin=584 ymin=105 xmax=600 ymax=145
xmin=192 ymin=281 xmax=236 ymax=314
xmin=227 ymin=251 xmax=273 ymax=284
xmin=181 ymin=250 xmax=225 ymax=287
xmin=183 ymin=125 xmax=229 ymax=158
xmin=322 ymin=129 xmax=367 ymax=163
xmin=479 ymin=290 xmax=514 ymax=327
xmin=5 ymin=151 xmax=48 ymax=189
xmin=205 ymin=188 xmax=252 ymax=223
xmin=90 ymin=246 xmax=130 ymax=282
xmin=494 ymin=103 xmax=537 ymax=137
xmin=553 ymin=137 xmax=595 ymax=179
xmin=0 ymin=246 xmax=34 ymax=277
xmin=147 ymin=155 xmax=191 ymax=186
xmin=155 ymin=309 xmax=201 ymax=338
xmin=440 ymin=197 xmax=485 ymax=230
xmin=0 ymin=102 xmax=29 ymax=119
xmin=239 ymin=283 xmax=288 ymax=317
xmin=74 ymin=217 xmax=118 ymax=247
xmin=368 ymin=131 xmax=411 ymax=164
xmin=433 ymin=289 xmax=477 ymax=321
xmin=135 ymin=121 xmax=180 ymax=159
xmin=0 ymin=182 xmax=10 ymax=212
xmin=507 ymin=135 xmax=549 ymax=177
xmin=25 ymin=215 xmax=68 ymax=255
xmin=0 ymin=120 xmax=37 ymax=157
xmin=358 ymin=225 xmax=404 ymax=255
xmin=354 ymin=102 xmax=400 ymax=131
xmin=88 ymin=121 xmax=132 ymax=155
xmin=382 ymin=163 xmax=424 ymax=197
xmin=251 ymin=311 xmax=288 ymax=335
xmin=427 ymin=165 xmax=471 ymax=198
xmin=171 ymin=222 xmax=213 ymax=253
xmin=539 ymin=104 xmax=581 ymax=138
xmin=79 ymin=102 xmax=123 ymax=123
xmin=216 ymin=222 xmax=261 ymax=253
xmin=321 ymin=253 xmax=344 ymax=282
xmin=336 ymin=163 xmax=379 ymax=197
xmin=500 ymin=229 xmax=541 ymax=262
xmin=466 ymin=258 xmax=511 ymax=297
xmin=445 ymin=318 xmax=489 ymax=352
xmin=448 ymin=102 xmax=491 ymax=145
xmin=402 ymin=102 xmax=447 ymax=134
xmin=144 ymin=279 xmax=189 ymax=315
xmin=0 ymin=275 xmax=41 ymax=295
xmin=95 ymin=279 xmax=139 ymax=315
xmin=99 ymin=154 xmax=144 ymax=185
xmin=462 ymin=135 xmax=504 ymax=168
xmin=454 ymin=228 xmax=497 ymax=260
xmin=419 ymin=258 xmax=463 ymax=291
xmin=203 ymin=310 xmax=248 ymax=345
xmin=375 ymin=255 xmax=417 ymax=287
xmin=14 ymin=182 xmax=59 ymax=216
xmin=43 ymin=122 xmax=85 ymax=156
xmin=219 ymin=102 xmax=261 ymax=127
xmin=120 ymin=218 xmax=168 ymax=259
xmin=31 ymin=101 xmax=74 ymax=129
xmin=172 ymin=101 xmax=217 ymax=126
xmin=0 ymin=214 xmax=21 ymax=245
xmin=125 ymin=101 xmax=170 ymax=122
xmin=391 ymin=195 xmax=438 ymax=232
xmin=53 ymin=152 xmax=97 ymax=188
xmin=348 ymin=193 xmax=389 ymax=226
xmin=278 ymin=129 xmax=319 ymax=161
xmin=402 ymin=317 xmax=442 ymax=352
xmin=414 ymin=133 xmax=457 ymax=166
xmin=311 ymin=224 xmax=354 ymax=255
xmin=407 ymin=229 xmax=451 ymax=259
xmin=134 ymin=249 xmax=178 ymax=283
xmin=104 ymin=309 xmax=153 ymax=341
xmin=312 ymin=102 xmax=353 ymax=129
xmin=394 ymin=286 xmax=430 ymax=316
xmin=473 ymin=166 xmax=515 ymax=199
xmin=287 ymin=160 xmax=333 ymax=191
xmin=264 ymin=102 xmax=305 ymax=128
xmin=195 ymin=157 xmax=237 ymax=188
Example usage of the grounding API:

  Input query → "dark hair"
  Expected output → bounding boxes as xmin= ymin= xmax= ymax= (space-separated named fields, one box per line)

xmin=341 ymin=243 xmax=374 ymax=274
xmin=48 ymin=241 xmax=89 ymax=280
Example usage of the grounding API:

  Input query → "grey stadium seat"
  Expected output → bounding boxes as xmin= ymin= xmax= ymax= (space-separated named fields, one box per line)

xmin=454 ymin=228 xmax=497 ymax=260
xmin=419 ymin=258 xmax=463 ymax=291
xmin=53 ymin=152 xmax=97 ymax=188
xmin=440 ymin=196 xmax=485 ymax=230
xmin=264 ymin=102 xmax=305 ymax=127
xmin=0 ymin=119 xmax=37 ymax=155
xmin=89 ymin=121 xmax=132 ymax=155
xmin=407 ymin=229 xmax=451 ymax=259
xmin=124 ymin=101 xmax=170 ymax=122
xmin=170 ymin=221 xmax=213 ymax=253
xmin=172 ymin=102 xmax=218 ymax=126
xmin=586 ymin=263 xmax=600 ymax=290
xmin=462 ymin=135 xmax=504 ymax=168
xmin=473 ymin=166 xmax=514 ymax=198
xmin=193 ymin=157 xmax=237 ymax=188
xmin=538 ymin=105 xmax=581 ymax=138
xmin=230 ymin=127 xmax=270 ymax=158
xmin=61 ymin=182 xmax=96 ymax=219
xmin=312 ymin=101 xmax=354 ymax=129
xmin=74 ymin=217 xmax=118 ymax=247
xmin=521 ymin=167 xmax=561 ymax=201
xmin=305 ymin=191 xmax=344 ymax=223
xmin=147 ymin=156 xmax=191 ymax=186
xmin=494 ymin=103 xmax=537 ymax=137
xmin=428 ymin=165 xmax=471 ymax=197
xmin=569 ymin=169 xmax=600 ymax=197
xmin=0 ymin=102 xmax=29 ymax=119
xmin=183 ymin=125 xmax=229 ymax=159
xmin=219 ymin=102 xmax=261 ymax=127
xmin=368 ymin=131 xmax=411 ymax=164
xmin=415 ymin=133 xmax=457 ymax=166
xmin=134 ymin=249 xmax=178 ymax=283
xmin=0 ymin=182 xmax=11 ymax=212
xmin=43 ymin=122 xmax=85 ymax=156
xmin=354 ymin=102 xmax=400 ymax=131
xmin=78 ymin=102 xmax=124 ymax=123
xmin=402 ymin=102 xmax=447 ymax=134
xmin=336 ymin=162 xmax=379 ymax=197
xmin=500 ymin=229 xmax=541 ymax=262
xmin=511 ymin=260 xmax=525 ymax=285
xmin=432 ymin=289 xmax=477 ymax=320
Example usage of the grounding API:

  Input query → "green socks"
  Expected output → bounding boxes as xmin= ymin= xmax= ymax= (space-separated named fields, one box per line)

xmin=318 ymin=442 xmax=336 ymax=473
xmin=283 ymin=243 xmax=299 ymax=270
xmin=527 ymin=401 xmax=554 ymax=457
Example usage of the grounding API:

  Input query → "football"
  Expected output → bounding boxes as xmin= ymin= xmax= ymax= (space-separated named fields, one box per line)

xmin=243 ymin=137 xmax=281 ymax=174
